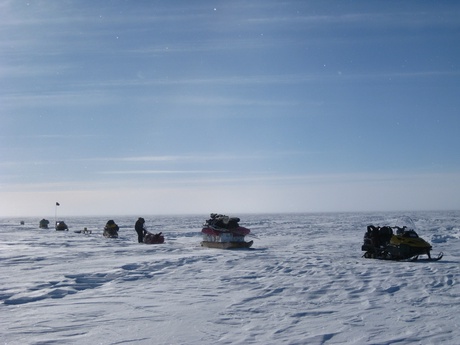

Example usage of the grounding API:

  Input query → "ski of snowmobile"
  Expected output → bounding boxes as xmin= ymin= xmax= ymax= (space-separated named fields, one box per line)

xmin=409 ymin=252 xmax=444 ymax=262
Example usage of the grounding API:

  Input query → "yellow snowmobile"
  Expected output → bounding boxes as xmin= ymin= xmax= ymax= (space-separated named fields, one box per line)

xmin=362 ymin=220 xmax=443 ymax=261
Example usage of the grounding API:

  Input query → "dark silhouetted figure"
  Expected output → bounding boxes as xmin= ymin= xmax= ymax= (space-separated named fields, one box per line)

xmin=135 ymin=217 xmax=146 ymax=243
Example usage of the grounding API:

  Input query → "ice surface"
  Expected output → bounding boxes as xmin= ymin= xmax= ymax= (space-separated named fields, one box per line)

xmin=1 ymin=212 xmax=459 ymax=344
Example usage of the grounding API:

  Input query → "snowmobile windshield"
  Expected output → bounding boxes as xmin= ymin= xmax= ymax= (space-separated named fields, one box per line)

xmin=396 ymin=216 xmax=417 ymax=231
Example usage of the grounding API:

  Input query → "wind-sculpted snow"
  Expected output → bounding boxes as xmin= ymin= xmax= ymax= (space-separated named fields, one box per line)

xmin=0 ymin=212 xmax=459 ymax=344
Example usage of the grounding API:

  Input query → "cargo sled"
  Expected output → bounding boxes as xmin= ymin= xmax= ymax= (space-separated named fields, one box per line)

xmin=201 ymin=213 xmax=253 ymax=249
xmin=143 ymin=231 xmax=164 ymax=244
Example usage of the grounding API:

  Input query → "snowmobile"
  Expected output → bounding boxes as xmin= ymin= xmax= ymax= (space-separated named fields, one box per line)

xmin=103 ymin=220 xmax=119 ymax=238
xmin=362 ymin=217 xmax=442 ymax=261
xmin=201 ymin=213 xmax=253 ymax=249
xmin=143 ymin=231 xmax=164 ymax=244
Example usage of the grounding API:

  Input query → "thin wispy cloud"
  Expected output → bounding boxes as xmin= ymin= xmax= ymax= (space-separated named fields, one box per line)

xmin=4 ymin=171 xmax=459 ymax=192
xmin=97 ymin=170 xmax=230 ymax=175
xmin=96 ymin=150 xmax=302 ymax=163
xmin=6 ymin=70 xmax=447 ymax=101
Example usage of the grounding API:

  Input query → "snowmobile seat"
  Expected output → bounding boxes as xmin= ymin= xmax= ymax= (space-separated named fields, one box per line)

xmin=367 ymin=225 xmax=378 ymax=233
xmin=367 ymin=225 xmax=380 ymax=247
xmin=379 ymin=226 xmax=393 ymax=245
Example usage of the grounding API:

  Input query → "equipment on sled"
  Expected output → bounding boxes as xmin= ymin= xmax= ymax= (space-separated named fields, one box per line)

xmin=143 ymin=231 xmax=164 ymax=244
xmin=39 ymin=219 xmax=50 ymax=229
xmin=55 ymin=221 xmax=69 ymax=231
xmin=201 ymin=213 xmax=253 ymax=249
xmin=362 ymin=217 xmax=442 ymax=261
xmin=103 ymin=220 xmax=119 ymax=238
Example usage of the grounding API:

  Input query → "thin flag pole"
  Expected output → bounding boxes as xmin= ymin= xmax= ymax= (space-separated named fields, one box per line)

xmin=55 ymin=202 xmax=60 ymax=227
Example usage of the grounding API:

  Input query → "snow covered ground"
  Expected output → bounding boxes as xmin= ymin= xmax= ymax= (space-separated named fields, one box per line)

xmin=1 ymin=212 xmax=459 ymax=345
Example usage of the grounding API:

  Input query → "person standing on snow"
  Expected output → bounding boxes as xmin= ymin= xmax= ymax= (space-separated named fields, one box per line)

xmin=135 ymin=217 xmax=146 ymax=243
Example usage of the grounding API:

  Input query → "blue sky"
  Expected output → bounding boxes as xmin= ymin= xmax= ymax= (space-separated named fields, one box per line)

xmin=1 ymin=1 xmax=460 ymax=217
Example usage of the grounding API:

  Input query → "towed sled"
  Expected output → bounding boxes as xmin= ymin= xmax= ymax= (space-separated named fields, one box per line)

xmin=201 ymin=213 xmax=253 ymax=249
xmin=144 ymin=231 xmax=164 ymax=244
xmin=74 ymin=228 xmax=92 ymax=234
xmin=362 ymin=217 xmax=442 ymax=261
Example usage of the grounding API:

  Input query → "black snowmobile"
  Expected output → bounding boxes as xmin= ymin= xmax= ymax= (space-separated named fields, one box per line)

xmin=362 ymin=217 xmax=443 ymax=261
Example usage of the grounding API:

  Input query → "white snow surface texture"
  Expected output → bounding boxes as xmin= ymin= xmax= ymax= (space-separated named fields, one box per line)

xmin=1 ymin=212 xmax=459 ymax=345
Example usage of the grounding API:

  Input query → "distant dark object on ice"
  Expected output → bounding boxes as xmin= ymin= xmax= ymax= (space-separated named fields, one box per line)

xmin=20 ymin=220 xmax=25 ymax=225
xmin=55 ymin=221 xmax=69 ymax=231
xmin=39 ymin=219 xmax=50 ymax=229
xmin=103 ymin=220 xmax=119 ymax=238
xmin=143 ymin=231 xmax=164 ymax=244
xmin=74 ymin=227 xmax=92 ymax=234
